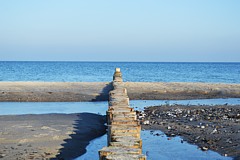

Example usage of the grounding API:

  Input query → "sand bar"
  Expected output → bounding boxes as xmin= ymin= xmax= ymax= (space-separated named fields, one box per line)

xmin=0 ymin=82 xmax=240 ymax=102
xmin=0 ymin=113 xmax=106 ymax=160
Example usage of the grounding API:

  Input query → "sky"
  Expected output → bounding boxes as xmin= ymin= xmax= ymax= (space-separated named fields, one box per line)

xmin=0 ymin=0 xmax=240 ymax=62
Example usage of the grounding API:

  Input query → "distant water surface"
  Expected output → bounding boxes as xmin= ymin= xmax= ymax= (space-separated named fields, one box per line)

xmin=0 ymin=61 xmax=239 ymax=83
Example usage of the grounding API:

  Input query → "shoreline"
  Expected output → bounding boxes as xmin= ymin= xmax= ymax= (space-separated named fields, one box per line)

xmin=140 ymin=104 xmax=240 ymax=160
xmin=1 ymin=82 xmax=240 ymax=102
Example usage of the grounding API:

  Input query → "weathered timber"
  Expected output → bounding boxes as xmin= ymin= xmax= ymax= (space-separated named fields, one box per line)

xmin=99 ymin=68 xmax=146 ymax=160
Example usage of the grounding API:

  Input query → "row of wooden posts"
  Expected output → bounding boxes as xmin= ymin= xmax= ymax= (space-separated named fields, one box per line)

xmin=99 ymin=68 xmax=146 ymax=160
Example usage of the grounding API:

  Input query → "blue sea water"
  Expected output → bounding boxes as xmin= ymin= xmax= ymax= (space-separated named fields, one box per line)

xmin=0 ymin=61 xmax=239 ymax=83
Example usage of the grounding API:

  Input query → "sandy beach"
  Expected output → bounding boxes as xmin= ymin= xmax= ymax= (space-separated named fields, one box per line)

xmin=0 ymin=113 xmax=106 ymax=160
xmin=1 ymin=81 xmax=240 ymax=159
xmin=141 ymin=105 xmax=240 ymax=160
xmin=0 ymin=82 xmax=240 ymax=102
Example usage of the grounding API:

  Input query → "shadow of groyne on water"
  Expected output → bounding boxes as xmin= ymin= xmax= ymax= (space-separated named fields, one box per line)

xmin=52 ymin=113 xmax=107 ymax=160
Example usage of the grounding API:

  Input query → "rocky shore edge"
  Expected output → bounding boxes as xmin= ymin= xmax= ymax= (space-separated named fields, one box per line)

xmin=139 ymin=104 xmax=240 ymax=160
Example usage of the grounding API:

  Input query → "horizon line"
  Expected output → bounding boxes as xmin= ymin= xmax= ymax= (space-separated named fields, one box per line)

xmin=0 ymin=60 xmax=240 ymax=63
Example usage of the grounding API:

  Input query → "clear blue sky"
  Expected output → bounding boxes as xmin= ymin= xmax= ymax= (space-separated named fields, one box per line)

xmin=0 ymin=0 xmax=240 ymax=62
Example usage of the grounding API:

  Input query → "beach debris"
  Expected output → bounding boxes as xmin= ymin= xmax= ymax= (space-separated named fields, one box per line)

xmin=0 ymin=153 xmax=6 ymax=158
xmin=226 ymin=138 xmax=233 ymax=144
xmin=211 ymin=128 xmax=217 ymax=134
xmin=143 ymin=120 xmax=150 ymax=125
xmin=201 ymin=146 xmax=209 ymax=151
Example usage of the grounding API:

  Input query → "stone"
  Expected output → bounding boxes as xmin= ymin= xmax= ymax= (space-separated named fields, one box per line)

xmin=0 ymin=154 xmax=6 ymax=158
xmin=143 ymin=120 xmax=150 ymax=125
xmin=211 ymin=128 xmax=217 ymax=134
xmin=201 ymin=146 xmax=208 ymax=151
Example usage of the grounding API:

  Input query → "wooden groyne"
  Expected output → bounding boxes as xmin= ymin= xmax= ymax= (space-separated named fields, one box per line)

xmin=99 ymin=68 xmax=146 ymax=160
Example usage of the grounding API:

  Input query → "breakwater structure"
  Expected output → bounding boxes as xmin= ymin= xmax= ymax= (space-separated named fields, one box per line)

xmin=99 ymin=68 xmax=146 ymax=160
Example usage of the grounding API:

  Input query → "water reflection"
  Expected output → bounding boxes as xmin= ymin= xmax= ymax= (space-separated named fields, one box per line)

xmin=76 ymin=130 xmax=232 ymax=160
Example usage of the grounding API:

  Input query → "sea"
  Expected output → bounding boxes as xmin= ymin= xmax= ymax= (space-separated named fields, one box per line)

xmin=1 ymin=61 xmax=239 ymax=160
xmin=0 ymin=61 xmax=239 ymax=83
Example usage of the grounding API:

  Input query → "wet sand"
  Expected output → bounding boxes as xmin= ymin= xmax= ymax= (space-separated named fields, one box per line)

xmin=140 ymin=105 xmax=240 ymax=160
xmin=0 ymin=82 xmax=240 ymax=102
xmin=0 ymin=113 xmax=106 ymax=160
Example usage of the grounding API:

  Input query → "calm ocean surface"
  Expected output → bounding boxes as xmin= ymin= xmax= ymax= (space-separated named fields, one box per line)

xmin=0 ymin=61 xmax=239 ymax=83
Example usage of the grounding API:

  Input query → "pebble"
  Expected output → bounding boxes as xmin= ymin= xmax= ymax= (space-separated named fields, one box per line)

xmin=143 ymin=120 xmax=150 ymax=125
xmin=0 ymin=154 xmax=6 ymax=158
xmin=201 ymin=146 xmax=208 ymax=151
xmin=226 ymin=139 xmax=232 ymax=144
xmin=155 ymin=133 xmax=161 ymax=136
xmin=211 ymin=128 xmax=217 ymax=134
